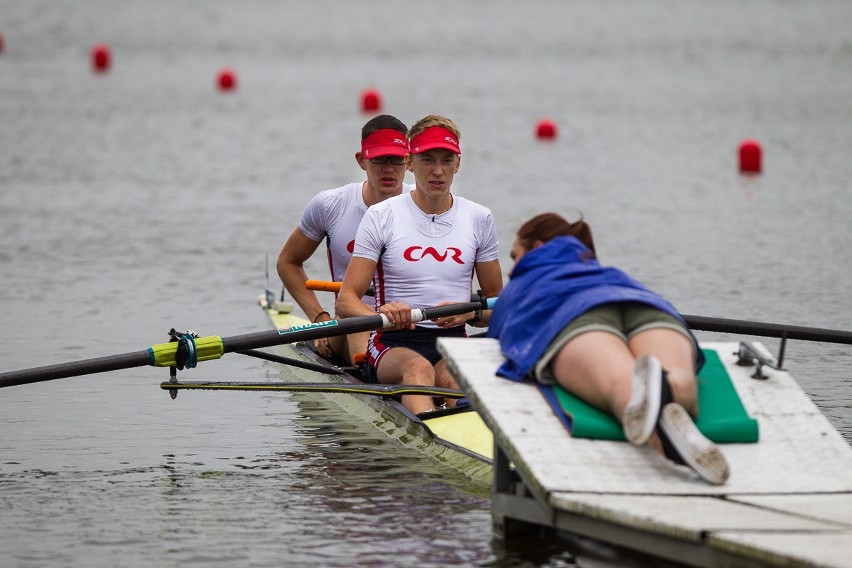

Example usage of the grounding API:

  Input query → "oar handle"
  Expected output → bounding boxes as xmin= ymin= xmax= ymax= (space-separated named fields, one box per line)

xmin=305 ymin=280 xmax=376 ymax=297
xmin=416 ymin=300 xmax=496 ymax=320
xmin=305 ymin=280 xmax=344 ymax=293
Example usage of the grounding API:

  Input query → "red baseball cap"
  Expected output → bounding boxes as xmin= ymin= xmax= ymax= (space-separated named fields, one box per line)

xmin=361 ymin=129 xmax=409 ymax=158
xmin=409 ymin=127 xmax=461 ymax=155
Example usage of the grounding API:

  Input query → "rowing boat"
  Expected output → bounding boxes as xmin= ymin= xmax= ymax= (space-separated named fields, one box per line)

xmin=256 ymin=292 xmax=495 ymax=483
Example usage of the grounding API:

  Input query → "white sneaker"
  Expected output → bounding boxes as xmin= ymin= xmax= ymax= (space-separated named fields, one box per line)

xmin=622 ymin=355 xmax=662 ymax=445
xmin=658 ymin=403 xmax=731 ymax=485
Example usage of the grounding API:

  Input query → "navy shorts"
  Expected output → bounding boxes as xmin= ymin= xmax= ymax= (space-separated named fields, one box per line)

xmin=366 ymin=325 xmax=467 ymax=383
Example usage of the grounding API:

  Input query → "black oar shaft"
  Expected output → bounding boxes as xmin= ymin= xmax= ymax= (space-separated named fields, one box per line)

xmin=0 ymin=350 xmax=152 ymax=388
xmin=0 ymin=301 xmax=486 ymax=388
xmin=221 ymin=314 xmax=386 ymax=353
xmin=220 ymin=302 xmax=484 ymax=353
xmin=683 ymin=315 xmax=852 ymax=345
xmin=237 ymin=349 xmax=347 ymax=375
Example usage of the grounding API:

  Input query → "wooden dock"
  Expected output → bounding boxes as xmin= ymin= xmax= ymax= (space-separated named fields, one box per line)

xmin=438 ymin=339 xmax=852 ymax=568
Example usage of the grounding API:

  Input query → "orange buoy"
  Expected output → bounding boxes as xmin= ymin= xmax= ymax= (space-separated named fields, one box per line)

xmin=361 ymin=89 xmax=382 ymax=113
xmin=535 ymin=119 xmax=557 ymax=140
xmin=217 ymin=68 xmax=237 ymax=91
xmin=91 ymin=44 xmax=111 ymax=72
xmin=739 ymin=139 xmax=762 ymax=173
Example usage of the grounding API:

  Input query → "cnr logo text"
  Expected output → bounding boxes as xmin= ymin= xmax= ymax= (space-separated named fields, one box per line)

xmin=403 ymin=246 xmax=464 ymax=264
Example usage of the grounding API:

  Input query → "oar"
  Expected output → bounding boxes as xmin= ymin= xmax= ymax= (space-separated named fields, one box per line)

xmin=158 ymin=381 xmax=466 ymax=398
xmin=303 ymin=281 xmax=851 ymax=345
xmin=237 ymin=348 xmax=350 ymax=375
xmin=0 ymin=298 xmax=495 ymax=389
xmin=682 ymin=314 xmax=852 ymax=345
xmin=305 ymin=281 xmax=850 ymax=344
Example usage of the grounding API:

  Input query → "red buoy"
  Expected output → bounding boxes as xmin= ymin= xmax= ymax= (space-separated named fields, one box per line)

xmin=217 ymin=68 xmax=237 ymax=91
xmin=739 ymin=139 xmax=762 ymax=173
xmin=535 ymin=119 xmax=557 ymax=140
xmin=91 ymin=44 xmax=111 ymax=72
xmin=361 ymin=89 xmax=382 ymax=113
xmin=0 ymin=33 xmax=5 ymax=55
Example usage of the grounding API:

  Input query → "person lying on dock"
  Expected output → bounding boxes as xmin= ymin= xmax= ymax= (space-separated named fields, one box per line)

xmin=277 ymin=114 xmax=413 ymax=366
xmin=336 ymin=115 xmax=504 ymax=415
xmin=487 ymin=212 xmax=730 ymax=485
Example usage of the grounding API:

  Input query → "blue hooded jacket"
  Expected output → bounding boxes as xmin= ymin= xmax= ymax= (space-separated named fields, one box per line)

xmin=486 ymin=236 xmax=703 ymax=380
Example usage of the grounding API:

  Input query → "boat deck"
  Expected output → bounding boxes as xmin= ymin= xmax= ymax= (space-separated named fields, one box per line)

xmin=438 ymin=338 xmax=852 ymax=568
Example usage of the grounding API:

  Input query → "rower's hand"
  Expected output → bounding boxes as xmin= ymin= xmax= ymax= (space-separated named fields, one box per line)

xmin=432 ymin=301 xmax=473 ymax=329
xmin=312 ymin=312 xmax=334 ymax=357
xmin=380 ymin=301 xmax=415 ymax=330
xmin=313 ymin=337 xmax=333 ymax=358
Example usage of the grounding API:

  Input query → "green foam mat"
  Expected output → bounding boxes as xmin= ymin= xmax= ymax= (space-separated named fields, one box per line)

xmin=548 ymin=348 xmax=759 ymax=443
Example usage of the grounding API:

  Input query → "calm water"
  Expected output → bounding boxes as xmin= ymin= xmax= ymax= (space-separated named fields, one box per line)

xmin=1 ymin=1 xmax=851 ymax=566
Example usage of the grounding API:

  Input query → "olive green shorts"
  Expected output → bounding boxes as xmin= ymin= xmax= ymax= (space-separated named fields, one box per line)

xmin=533 ymin=302 xmax=692 ymax=384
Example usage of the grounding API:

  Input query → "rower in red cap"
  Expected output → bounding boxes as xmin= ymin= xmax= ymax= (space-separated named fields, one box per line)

xmin=277 ymin=115 xmax=413 ymax=366
xmin=336 ymin=115 xmax=504 ymax=415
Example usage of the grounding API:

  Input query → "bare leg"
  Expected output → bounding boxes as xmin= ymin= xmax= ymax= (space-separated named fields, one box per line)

xmin=434 ymin=359 xmax=461 ymax=407
xmin=548 ymin=331 xmax=636 ymax=418
xmin=328 ymin=331 xmax=369 ymax=366
xmin=629 ymin=330 xmax=728 ymax=483
xmin=374 ymin=347 xmax=437 ymax=415
xmin=628 ymin=328 xmax=698 ymax=415
xmin=623 ymin=328 xmax=698 ymax=452
xmin=550 ymin=328 xmax=698 ymax=419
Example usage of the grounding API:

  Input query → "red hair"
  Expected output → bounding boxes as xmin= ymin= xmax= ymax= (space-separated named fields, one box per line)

xmin=516 ymin=212 xmax=596 ymax=257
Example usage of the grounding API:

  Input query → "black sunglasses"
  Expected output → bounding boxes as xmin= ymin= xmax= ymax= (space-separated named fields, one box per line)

xmin=368 ymin=156 xmax=406 ymax=165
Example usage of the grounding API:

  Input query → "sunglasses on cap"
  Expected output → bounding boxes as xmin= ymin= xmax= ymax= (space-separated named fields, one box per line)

xmin=368 ymin=156 xmax=406 ymax=165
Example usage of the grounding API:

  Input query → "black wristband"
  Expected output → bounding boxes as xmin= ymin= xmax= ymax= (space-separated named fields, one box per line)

xmin=313 ymin=311 xmax=331 ymax=323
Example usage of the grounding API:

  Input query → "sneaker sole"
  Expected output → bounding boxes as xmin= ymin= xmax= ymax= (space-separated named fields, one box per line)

xmin=659 ymin=403 xmax=731 ymax=485
xmin=623 ymin=355 xmax=662 ymax=445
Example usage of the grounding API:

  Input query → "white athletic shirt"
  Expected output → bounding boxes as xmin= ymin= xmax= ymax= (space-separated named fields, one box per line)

xmin=299 ymin=182 xmax=414 ymax=302
xmin=352 ymin=192 xmax=500 ymax=329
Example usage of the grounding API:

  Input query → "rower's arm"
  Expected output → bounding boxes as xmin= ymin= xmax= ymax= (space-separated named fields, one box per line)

xmin=336 ymin=256 xmax=379 ymax=319
xmin=471 ymin=259 xmax=504 ymax=327
xmin=277 ymin=227 xmax=327 ymax=323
